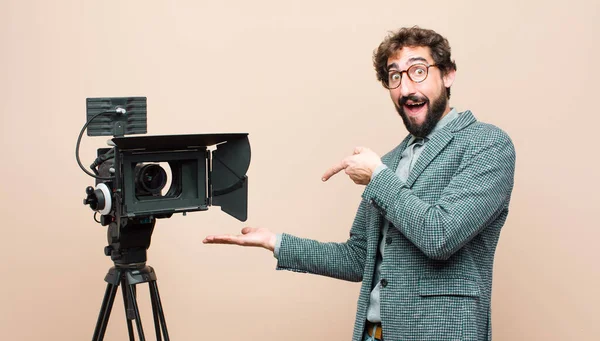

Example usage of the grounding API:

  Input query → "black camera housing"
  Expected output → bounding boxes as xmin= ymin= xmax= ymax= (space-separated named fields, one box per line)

xmin=97 ymin=133 xmax=250 ymax=222
xmin=82 ymin=97 xmax=250 ymax=264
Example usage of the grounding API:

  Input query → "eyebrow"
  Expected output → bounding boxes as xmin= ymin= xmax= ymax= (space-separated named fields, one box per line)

xmin=387 ymin=62 xmax=399 ymax=70
xmin=408 ymin=56 xmax=428 ymax=64
xmin=387 ymin=57 xmax=430 ymax=70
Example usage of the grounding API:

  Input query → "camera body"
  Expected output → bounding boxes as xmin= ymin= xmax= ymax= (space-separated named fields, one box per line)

xmin=91 ymin=133 xmax=250 ymax=222
xmin=82 ymin=97 xmax=250 ymax=264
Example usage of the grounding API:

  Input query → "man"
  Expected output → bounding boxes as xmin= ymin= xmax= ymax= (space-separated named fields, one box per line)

xmin=203 ymin=26 xmax=516 ymax=341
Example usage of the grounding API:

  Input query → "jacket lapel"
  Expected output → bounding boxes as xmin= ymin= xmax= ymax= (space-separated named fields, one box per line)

xmin=405 ymin=130 xmax=454 ymax=187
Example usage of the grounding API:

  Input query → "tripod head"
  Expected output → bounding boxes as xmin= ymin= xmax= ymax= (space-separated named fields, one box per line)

xmin=83 ymin=185 xmax=156 ymax=265
xmin=103 ymin=216 xmax=156 ymax=266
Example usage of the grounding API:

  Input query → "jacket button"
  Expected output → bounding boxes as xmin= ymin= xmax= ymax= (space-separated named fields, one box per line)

xmin=380 ymin=279 xmax=388 ymax=288
xmin=385 ymin=236 xmax=392 ymax=245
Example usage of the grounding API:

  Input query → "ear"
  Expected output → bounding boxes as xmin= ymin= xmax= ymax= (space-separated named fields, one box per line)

xmin=443 ymin=68 xmax=456 ymax=88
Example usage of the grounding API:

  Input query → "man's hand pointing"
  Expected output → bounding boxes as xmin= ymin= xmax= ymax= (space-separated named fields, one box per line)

xmin=322 ymin=147 xmax=383 ymax=185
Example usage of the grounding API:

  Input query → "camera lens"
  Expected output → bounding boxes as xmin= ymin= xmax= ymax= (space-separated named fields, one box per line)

xmin=135 ymin=164 xmax=167 ymax=195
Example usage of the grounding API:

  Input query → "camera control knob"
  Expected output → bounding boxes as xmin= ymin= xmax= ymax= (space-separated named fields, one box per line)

xmin=83 ymin=186 xmax=98 ymax=209
xmin=84 ymin=183 xmax=112 ymax=215
xmin=104 ymin=246 xmax=113 ymax=257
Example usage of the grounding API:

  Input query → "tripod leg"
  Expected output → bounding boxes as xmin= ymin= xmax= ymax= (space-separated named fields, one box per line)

xmin=127 ymin=283 xmax=147 ymax=341
xmin=149 ymin=280 xmax=170 ymax=341
xmin=120 ymin=277 xmax=135 ymax=341
xmin=149 ymin=281 xmax=163 ymax=341
xmin=92 ymin=281 xmax=119 ymax=341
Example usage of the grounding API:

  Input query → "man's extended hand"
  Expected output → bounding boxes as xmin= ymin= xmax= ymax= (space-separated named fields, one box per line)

xmin=322 ymin=147 xmax=383 ymax=185
xmin=203 ymin=227 xmax=277 ymax=252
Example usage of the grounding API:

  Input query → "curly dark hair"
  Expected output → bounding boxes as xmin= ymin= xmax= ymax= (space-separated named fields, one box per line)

xmin=373 ymin=26 xmax=457 ymax=98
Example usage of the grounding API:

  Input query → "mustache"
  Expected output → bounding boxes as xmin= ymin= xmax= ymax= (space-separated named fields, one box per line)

xmin=399 ymin=95 xmax=429 ymax=106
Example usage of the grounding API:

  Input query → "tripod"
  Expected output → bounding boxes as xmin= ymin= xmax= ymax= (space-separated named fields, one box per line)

xmin=92 ymin=264 xmax=170 ymax=341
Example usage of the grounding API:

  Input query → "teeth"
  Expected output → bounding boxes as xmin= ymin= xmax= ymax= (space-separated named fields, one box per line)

xmin=406 ymin=101 xmax=425 ymax=106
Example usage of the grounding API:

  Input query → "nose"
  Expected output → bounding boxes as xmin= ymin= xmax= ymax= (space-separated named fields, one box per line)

xmin=399 ymin=76 xmax=417 ymax=97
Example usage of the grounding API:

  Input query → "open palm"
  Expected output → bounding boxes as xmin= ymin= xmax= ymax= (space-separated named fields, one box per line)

xmin=203 ymin=227 xmax=276 ymax=251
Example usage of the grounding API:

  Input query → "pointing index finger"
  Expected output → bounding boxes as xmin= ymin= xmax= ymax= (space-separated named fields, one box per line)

xmin=322 ymin=161 xmax=347 ymax=182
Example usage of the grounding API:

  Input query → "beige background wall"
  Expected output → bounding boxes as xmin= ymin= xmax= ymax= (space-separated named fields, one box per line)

xmin=1 ymin=0 xmax=598 ymax=340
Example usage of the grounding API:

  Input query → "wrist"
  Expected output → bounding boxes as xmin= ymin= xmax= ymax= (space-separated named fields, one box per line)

xmin=372 ymin=163 xmax=387 ymax=180
xmin=266 ymin=233 xmax=276 ymax=252
xmin=371 ymin=160 xmax=383 ymax=172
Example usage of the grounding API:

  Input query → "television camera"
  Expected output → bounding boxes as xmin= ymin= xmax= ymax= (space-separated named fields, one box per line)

xmin=78 ymin=96 xmax=250 ymax=341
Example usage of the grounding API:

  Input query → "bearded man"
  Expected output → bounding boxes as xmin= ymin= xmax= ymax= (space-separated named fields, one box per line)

xmin=204 ymin=26 xmax=516 ymax=341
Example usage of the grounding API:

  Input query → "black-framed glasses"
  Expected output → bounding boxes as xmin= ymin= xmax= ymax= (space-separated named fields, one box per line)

xmin=385 ymin=64 xmax=439 ymax=89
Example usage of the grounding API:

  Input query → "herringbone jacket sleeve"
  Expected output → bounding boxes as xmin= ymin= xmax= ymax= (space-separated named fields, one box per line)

xmin=363 ymin=126 xmax=516 ymax=260
xmin=275 ymin=199 xmax=369 ymax=282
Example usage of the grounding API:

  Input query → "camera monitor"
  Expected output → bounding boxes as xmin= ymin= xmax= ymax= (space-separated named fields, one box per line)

xmin=86 ymin=97 xmax=147 ymax=137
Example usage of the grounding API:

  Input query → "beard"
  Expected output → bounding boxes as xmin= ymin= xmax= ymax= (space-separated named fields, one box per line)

xmin=395 ymin=86 xmax=448 ymax=138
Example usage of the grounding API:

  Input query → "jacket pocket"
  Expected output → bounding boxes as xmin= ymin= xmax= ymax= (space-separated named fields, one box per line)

xmin=412 ymin=277 xmax=481 ymax=341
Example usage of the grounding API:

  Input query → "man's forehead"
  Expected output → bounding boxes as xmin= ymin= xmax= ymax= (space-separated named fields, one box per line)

xmin=387 ymin=46 xmax=433 ymax=68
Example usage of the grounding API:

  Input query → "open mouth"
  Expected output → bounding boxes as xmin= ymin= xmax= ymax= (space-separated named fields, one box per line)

xmin=403 ymin=101 xmax=427 ymax=116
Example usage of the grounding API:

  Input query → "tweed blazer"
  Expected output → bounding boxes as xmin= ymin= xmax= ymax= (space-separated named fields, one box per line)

xmin=276 ymin=110 xmax=516 ymax=341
